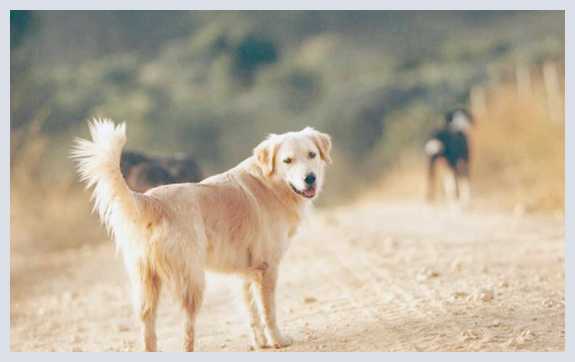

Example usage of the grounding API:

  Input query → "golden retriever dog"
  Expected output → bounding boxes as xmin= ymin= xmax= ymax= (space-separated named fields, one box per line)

xmin=71 ymin=119 xmax=332 ymax=352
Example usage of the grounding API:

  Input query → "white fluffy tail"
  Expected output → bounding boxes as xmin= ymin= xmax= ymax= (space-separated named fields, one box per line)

xmin=71 ymin=118 xmax=141 ymax=236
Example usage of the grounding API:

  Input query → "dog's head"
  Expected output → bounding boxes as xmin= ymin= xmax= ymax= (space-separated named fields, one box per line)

xmin=446 ymin=109 xmax=473 ymax=133
xmin=254 ymin=127 xmax=332 ymax=200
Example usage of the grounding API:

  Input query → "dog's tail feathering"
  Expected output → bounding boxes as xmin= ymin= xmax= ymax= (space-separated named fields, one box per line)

xmin=70 ymin=118 xmax=143 ymax=237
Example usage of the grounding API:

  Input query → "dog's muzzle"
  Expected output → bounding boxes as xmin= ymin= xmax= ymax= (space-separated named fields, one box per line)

xmin=290 ymin=183 xmax=317 ymax=199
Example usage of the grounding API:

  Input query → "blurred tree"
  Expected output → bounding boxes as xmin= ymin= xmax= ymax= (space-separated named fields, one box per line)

xmin=10 ymin=11 xmax=36 ymax=49
xmin=232 ymin=34 xmax=279 ymax=86
xmin=9 ymin=10 xmax=564 ymax=202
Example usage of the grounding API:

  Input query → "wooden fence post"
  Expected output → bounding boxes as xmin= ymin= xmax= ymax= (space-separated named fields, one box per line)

xmin=515 ymin=64 xmax=532 ymax=99
xmin=543 ymin=61 xmax=563 ymax=123
xmin=470 ymin=85 xmax=488 ymax=120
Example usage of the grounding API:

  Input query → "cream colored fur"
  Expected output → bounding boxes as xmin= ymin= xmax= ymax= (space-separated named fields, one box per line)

xmin=71 ymin=119 xmax=332 ymax=351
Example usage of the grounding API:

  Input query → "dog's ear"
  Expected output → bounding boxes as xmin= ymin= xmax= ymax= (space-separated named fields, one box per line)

xmin=303 ymin=127 xmax=332 ymax=164
xmin=253 ymin=134 xmax=280 ymax=176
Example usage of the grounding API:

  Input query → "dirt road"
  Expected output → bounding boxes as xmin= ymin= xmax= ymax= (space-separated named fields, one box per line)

xmin=10 ymin=201 xmax=565 ymax=351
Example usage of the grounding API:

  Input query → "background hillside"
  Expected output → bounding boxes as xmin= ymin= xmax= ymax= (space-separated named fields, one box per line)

xmin=11 ymin=11 xmax=564 ymax=252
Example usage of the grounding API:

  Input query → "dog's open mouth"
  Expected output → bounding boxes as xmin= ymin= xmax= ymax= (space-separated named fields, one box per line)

xmin=290 ymin=183 xmax=316 ymax=199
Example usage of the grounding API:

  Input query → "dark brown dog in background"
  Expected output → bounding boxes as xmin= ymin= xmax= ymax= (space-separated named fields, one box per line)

xmin=120 ymin=150 xmax=203 ymax=192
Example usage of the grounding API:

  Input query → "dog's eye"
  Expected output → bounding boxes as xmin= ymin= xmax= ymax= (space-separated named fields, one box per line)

xmin=283 ymin=158 xmax=292 ymax=164
xmin=308 ymin=151 xmax=316 ymax=159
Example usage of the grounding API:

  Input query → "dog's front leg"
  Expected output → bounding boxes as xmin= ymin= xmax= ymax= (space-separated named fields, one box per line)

xmin=242 ymin=280 xmax=268 ymax=350
xmin=255 ymin=267 xmax=292 ymax=349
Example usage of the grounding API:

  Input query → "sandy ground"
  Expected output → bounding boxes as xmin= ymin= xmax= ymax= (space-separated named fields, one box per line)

xmin=10 ymin=200 xmax=564 ymax=352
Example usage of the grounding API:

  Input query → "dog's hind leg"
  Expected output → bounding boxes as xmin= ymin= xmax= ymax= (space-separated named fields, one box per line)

xmin=443 ymin=169 xmax=465 ymax=214
xmin=458 ymin=176 xmax=471 ymax=206
xmin=426 ymin=156 xmax=438 ymax=203
xmin=442 ymin=173 xmax=454 ymax=200
xmin=129 ymin=263 xmax=161 ymax=352
xmin=456 ymin=160 xmax=472 ymax=207
xmin=425 ymin=140 xmax=443 ymax=203
xmin=179 ymin=272 xmax=205 ymax=352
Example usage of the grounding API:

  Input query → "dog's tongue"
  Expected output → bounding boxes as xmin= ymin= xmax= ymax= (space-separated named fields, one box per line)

xmin=303 ymin=188 xmax=316 ymax=198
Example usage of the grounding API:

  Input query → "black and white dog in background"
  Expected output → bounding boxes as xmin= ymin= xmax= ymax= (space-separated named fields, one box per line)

xmin=425 ymin=108 xmax=474 ymax=205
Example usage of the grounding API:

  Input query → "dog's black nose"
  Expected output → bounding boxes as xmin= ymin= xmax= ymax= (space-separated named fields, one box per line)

xmin=304 ymin=173 xmax=316 ymax=186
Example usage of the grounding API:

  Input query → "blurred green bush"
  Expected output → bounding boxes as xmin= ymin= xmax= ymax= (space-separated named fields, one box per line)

xmin=11 ymin=11 xmax=564 ymax=202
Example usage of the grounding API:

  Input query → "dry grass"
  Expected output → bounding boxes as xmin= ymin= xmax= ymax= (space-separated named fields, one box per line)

xmin=472 ymin=77 xmax=564 ymax=213
xmin=11 ymin=125 xmax=105 ymax=255
xmin=367 ymin=71 xmax=564 ymax=214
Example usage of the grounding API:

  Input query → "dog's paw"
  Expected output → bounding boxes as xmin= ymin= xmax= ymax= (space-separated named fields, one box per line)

xmin=271 ymin=335 xmax=293 ymax=349
xmin=247 ymin=330 xmax=270 ymax=351
xmin=248 ymin=341 xmax=271 ymax=351
xmin=248 ymin=333 xmax=292 ymax=350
